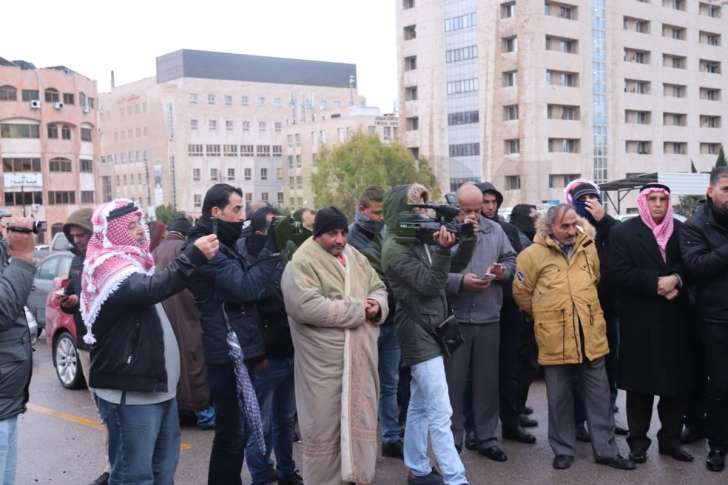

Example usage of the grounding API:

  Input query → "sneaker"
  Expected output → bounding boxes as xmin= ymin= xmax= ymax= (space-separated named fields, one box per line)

xmin=408 ymin=469 xmax=444 ymax=485
xmin=279 ymin=470 xmax=304 ymax=485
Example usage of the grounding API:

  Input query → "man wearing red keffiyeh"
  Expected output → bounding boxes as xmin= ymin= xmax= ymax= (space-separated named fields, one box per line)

xmin=81 ymin=199 xmax=219 ymax=485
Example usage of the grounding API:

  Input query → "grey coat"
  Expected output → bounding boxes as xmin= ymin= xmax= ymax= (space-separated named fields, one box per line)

xmin=447 ymin=217 xmax=516 ymax=324
xmin=0 ymin=247 xmax=36 ymax=421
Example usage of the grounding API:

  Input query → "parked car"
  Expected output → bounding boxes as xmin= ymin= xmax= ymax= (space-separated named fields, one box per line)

xmin=33 ymin=232 xmax=70 ymax=264
xmin=45 ymin=276 xmax=85 ymax=389
xmin=27 ymin=251 xmax=73 ymax=333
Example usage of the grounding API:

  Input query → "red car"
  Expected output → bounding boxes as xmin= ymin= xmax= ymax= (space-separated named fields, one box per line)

xmin=45 ymin=277 xmax=86 ymax=390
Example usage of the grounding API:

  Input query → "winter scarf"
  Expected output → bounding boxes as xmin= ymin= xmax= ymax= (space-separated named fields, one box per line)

xmin=191 ymin=215 xmax=243 ymax=249
xmin=80 ymin=200 xmax=155 ymax=344
xmin=565 ymin=179 xmax=602 ymax=224
xmin=637 ymin=187 xmax=674 ymax=262
xmin=354 ymin=209 xmax=383 ymax=237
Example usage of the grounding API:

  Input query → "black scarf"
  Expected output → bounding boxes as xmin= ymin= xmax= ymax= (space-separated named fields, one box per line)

xmin=191 ymin=215 xmax=243 ymax=248
xmin=708 ymin=197 xmax=728 ymax=228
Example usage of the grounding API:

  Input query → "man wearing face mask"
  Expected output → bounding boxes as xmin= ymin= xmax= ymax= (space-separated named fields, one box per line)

xmin=187 ymin=184 xmax=284 ymax=485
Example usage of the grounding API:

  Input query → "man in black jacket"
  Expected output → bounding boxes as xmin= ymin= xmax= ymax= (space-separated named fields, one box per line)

xmin=681 ymin=166 xmax=728 ymax=472
xmin=348 ymin=186 xmax=405 ymax=459
xmin=187 ymin=184 xmax=283 ymax=485
xmin=80 ymin=200 xmax=218 ymax=485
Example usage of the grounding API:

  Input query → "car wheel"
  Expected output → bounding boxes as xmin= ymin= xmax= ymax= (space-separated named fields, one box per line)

xmin=53 ymin=332 xmax=84 ymax=389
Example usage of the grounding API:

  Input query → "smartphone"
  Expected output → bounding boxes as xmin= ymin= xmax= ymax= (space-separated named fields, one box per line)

xmin=481 ymin=273 xmax=496 ymax=282
xmin=211 ymin=218 xmax=218 ymax=236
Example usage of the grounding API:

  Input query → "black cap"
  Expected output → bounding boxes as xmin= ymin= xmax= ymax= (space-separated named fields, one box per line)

xmin=168 ymin=217 xmax=192 ymax=236
xmin=313 ymin=207 xmax=349 ymax=237
xmin=570 ymin=183 xmax=600 ymax=202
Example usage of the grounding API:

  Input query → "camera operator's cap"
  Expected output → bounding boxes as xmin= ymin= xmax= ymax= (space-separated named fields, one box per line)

xmin=314 ymin=207 xmax=348 ymax=237
xmin=570 ymin=183 xmax=601 ymax=202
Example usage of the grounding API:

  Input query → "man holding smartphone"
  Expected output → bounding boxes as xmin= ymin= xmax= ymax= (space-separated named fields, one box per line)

xmin=445 ymin=184 xmax=517 ymax=461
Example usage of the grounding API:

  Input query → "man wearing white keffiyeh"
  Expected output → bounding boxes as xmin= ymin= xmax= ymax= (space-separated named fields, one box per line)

xmin=82 ymin=199 xmax=219 ymax=485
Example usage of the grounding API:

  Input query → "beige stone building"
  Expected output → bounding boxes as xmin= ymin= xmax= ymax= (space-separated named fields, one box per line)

xmin=398 ymin=0 xmax=728 ymax=208
xmin=98 ymin=49 xmax=362 ymax=217
xmin=283 ymin=106 xmax=399 ymax=209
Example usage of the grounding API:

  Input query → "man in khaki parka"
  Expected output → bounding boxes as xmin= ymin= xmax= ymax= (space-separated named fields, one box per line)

xmin=513 ymin=204 xmax=634 ymax=472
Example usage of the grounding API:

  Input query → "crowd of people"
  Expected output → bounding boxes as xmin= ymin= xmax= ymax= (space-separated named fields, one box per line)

xmin=0 ymin=165 xmax=727 ymax=485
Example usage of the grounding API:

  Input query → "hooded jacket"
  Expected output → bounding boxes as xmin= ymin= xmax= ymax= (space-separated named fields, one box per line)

xmin=512 ymin=217 xmax=609 ymax=366
xmin=61 ymin=208 xmax=94 ymax=350
xmin=382 ymin=185 xmax=473 ymax=366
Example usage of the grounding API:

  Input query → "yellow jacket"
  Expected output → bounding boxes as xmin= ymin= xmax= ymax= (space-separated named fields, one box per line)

xmin=512 ymin=222 xmax=608 ymax=366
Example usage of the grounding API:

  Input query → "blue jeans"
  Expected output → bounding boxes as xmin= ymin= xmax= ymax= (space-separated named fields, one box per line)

xmin=378 ymin=324 xmax=401 ymax=444
xmin=96 ymin=397 xmax=180 ymax=485
xmin=405 ymin=357 xmax=468 ymax=485
xmin=245 ymin=356 xmax=297 ymax=485
xmin=0 ymin=416 xmax=17 ymax=485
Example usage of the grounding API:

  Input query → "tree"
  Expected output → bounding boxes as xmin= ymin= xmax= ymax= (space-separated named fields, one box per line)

xmin=154 ymin=204 xmax=186 ymax=225
xmin=716 ymin=146 xmax=727 ymax=167
xmin=311 ymin=132 xmax=439 ymax=219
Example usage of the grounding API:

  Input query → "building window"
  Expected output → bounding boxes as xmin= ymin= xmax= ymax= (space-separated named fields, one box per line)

xmin=544 ymin=1 xmax=577 ymax=19
xmin=260 ymin=168 xmax=268 ymax=181
xmin=259 ymin=122 xmax=267 ymax=132
xmin=447 ymin=78 xmax=479 ymax=95
xmin=224 ymin=144 xmax=238 ymax=157
xmin=623 ymin=16 xmax=651 ymax=34
xmin=189 ymin=93 xmax=199 ymax=104
xmin=47 ymin=124 xmax=59 ymax=139
xmin=276 ymin=168 xmax=283 ymax=180
xmin=404 ymin=25 xmax=416 ymax=40
xmin=547 ymin=104 xmax=580 ymax=120
xmin=244 ymin=168 xmax=252 ymax=181
xmin=243 ymin=121 xmax=250 ymax=132
xmin=191 ymin=119 xmax=199 ymax=130
xmin=663 ymin=112 xmax=687 ymax=126
xmin=257 ymin=96 xmax=265 ymax=106
xmin=59 ymin=125 xmax=71 ymax=140
xmin=49 ymin=158 xmax=72 ymax=172
xmin=445 ymin=45 xmax=478 ymax=64
xmin=699 ymin=2 xmax=722 ymax=18
xmin=241 ymin=145 xmax=254 ymax=157
xmin=664 ymin=142 xmax=688 ymax=154
xmin=2 ymin=158 xmax=41 ymax=172
xmin=700 ymin=59 xmax=722 ymax=74
xmin=257 ymin=145 xmax=271 ymax=157
xmin=272 ymin=145 xmax=283 ymax=157
xmin=193 ymin=168 xmax=201 ymax=181
xmin=700 ymin=31 xmax=722 ymax=46
xmin=227 ymin=168 xmax=236 ymax=181
xmin=0 ymin=85 xmax=17 ymax=101
xmin=4 ymin=191 xmax=42 ymax=206
xmin=546 ymin=70 xmax=579 ymax=87
xmin=549 ymin=174 xmax=581 ymax=188
xmin=44 ymin=88 xmax=59 ymax=103
xmin=406 ymin=117 xmax=419 ymax=131
xmin=700 ymin=115 xmax=721 ymax=128
xmin=194 ymin=194 xmax=202 ymax=207
xmin=663 ymin=54 xmax=687 ymax=69
xmin=700 ymin=87 xmax=721 ymax=101
xmin=0 ymin=123 xmax=40 ymax=139
xmin=226 ymin=120 xmax=234 ymax=131
xmin=624 ymin=48 xmax=650 ymax=64
xmin=404 ymin=86 xmax=418 ymax=100
xmin=503 ymin=105 xmax=519 ymax=121
xmin=663 ymin=0 xmax=686 ymax=10
xmin=21 ymin=90 xmax=38 ymax=101
xmin=502 ymin=36 xmax=518 ymax=53
xmin=625 ymin=110 xmax=652 ymax=124
xmin=210 ymin=168 xmax=219 ymax=181
xmin=545 ymin=35 xmax=578 ymax=53
xmin=662 ymin=24 xmax=686 ymax=40
xmin=663 ymin=83 xmax=686 ymax=97
xmin=505 ymin=175 xmax=521 ymax=190
xmin=624 ymin=79 xmax=651 ymax=94
xmin=502 ymin=70 xmax=518 ymax=87
xmin=206 ymin=145 xmax=221 ymax=157
xmin=296 ymin=155 xmax=302 ymax=167
xmin=404 ymin=56 xmax=417 ymax=71
xmin=700 ymin=143 xmax=722 ymax=155
xmin=80 ymin=159 xmax=93 ymax=173
xmin=403 ymin=0 xmax=414 ymax=8
xmin=504 ymin=139 xmax=520 ymax=154
xmin=445 ymin=12 xmax=476 ymax=32
xmin=500 ymin=1 xmax=515 ymax=18
xmin=81 ymin=191 xmax=94 ymax=204
xmin=626 ymin=140 xmax=652 ymax=154
xmin=81 ymin=128 xmax=92 ymax=142
xmin=188 ymin=144 xmax=204 ymax=157
xmin=63 ymin=93 xmax=75 ymax=105
xmin=224 ymin=95 xmax=232 ymax=106
xmin=447 ymin=111 xmax=479 ymax=126
xmin=449 ymin=143 xmax=480 ymax=157
xmin=48 ymin=191 xmax=76 ymax=205
xmin=209 ymin=120 xmax=217 ymax=130
xmin=241 ymin=96 xmax=249 ymax=106
xmin=275 ymin=122 xmax=282 ymax=132
xmin=208 ymin=94 xmax=216 ymax=105
xmin=548 ymin=138 xmax=580 ymax=153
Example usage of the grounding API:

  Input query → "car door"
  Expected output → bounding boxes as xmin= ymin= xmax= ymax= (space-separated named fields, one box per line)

xmin=28 ymin=255 xmax=61 ymax=325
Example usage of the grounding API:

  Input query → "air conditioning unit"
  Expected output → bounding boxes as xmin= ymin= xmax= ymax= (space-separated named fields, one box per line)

xmin=30 ymin=100 xmax=41 ymax=109
xmin=53 ymin=102 xmax=64 ymax=110
xmin=82 ymin=105 xmax=90 ymax=113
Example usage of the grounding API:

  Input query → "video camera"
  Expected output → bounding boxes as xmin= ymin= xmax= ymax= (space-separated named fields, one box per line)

xmin=270 ymin=214 xmax=313 ymax=261
xmin=0 ymin=211 xmax=47 ymax=235
xmin=396 ymin=203 xmax=473 ymax=245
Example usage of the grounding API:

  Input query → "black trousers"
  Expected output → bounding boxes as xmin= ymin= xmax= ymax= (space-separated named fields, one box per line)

xmin=703 ymin=323 xmax=728 ymax=451
xmin=499 ymin=299 xmax=524 ymax=431
xmin=516 ymin=316 xmax=540 ymax=412
xmin=207 ymin=362 xmax=248 ymax=485
xmin=626 ymin=392 xmax=684 ymax=452
xmin=684 ymin=318 xmax=708 ymax=432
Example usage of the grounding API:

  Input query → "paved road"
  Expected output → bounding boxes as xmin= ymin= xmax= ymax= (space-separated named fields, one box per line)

xmin=18 ymin=336 xmax=726 ymax=484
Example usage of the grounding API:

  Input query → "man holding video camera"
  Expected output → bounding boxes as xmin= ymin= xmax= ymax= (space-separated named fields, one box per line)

xmin=0 ymin=217 xmax=37 ymax=484
xmin=382 ymin=183 xmax=472 ymax=485
xmin=445 ymin=184 xmax=516 ymax=461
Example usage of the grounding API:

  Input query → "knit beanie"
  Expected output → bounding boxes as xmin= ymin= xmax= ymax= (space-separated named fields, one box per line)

xmin=168 ymin=217 xmax=192 ymax=236
xmin=314 ymin=207 xmax=349 ymax=237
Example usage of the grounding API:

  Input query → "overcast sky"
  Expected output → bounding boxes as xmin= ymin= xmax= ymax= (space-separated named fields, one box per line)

xmin=2 ymin=0 xmax=398 ymax=111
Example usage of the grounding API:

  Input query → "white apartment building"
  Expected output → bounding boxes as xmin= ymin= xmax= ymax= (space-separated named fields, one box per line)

xmin=98 ymin=49 xmax=361 ymax=217
xmin=398 ymin=0 xmax=728 ymax=208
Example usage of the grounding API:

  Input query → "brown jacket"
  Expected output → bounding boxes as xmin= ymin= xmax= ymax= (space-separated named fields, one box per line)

xmin=512 ymin=218 xmax=609 ymax=366
xmin=153 ymin=235 xmax=210 ymax=412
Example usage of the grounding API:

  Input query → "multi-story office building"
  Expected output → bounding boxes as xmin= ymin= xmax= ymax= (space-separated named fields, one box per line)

xmin=283 ymin=105 xmax=399 ymax=209
xmin=0 ymin=58 xmax=99 ymax=241
xmin=98 ymin=49 xmax=361 ymax=217
xmin=398 ymin=0 xmax=728 ymax=208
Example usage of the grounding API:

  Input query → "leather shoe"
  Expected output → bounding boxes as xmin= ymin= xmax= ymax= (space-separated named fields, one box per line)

xmin=596 ymin=455 xmax=636 ymax=470
xmin=478 ymin=444 xmax=508 ymax=462
xmin=523 ymin=405 xmax=534 ymax=415
xmin=552 ymin=455 xmax=574 ymax=470
xmin=519 ymin=415 xmax=538 ymax=428
xmin=629 ymin=450 xmax=647 ymax=464
xmin=659 ymin=446 xmax=694 ymax=462
xmin=90 ymin=473 xmax=109 ymax=485
xmin=381 ymin=440 xmax=404 ymax=459
xmin=575 ymin=423 xmax=591 ymax=443
xmin=681 ymin=426 xmax=706 ymax=444
xmin=503 ymin=427 xmax=536 ymax=444
xmin=465 ymin=430 xmax=478 ymax=451
xmin=408 ymin=469 xmax=444 ymax=485
xmin=706 ymin=449 xmax=725 ymax=472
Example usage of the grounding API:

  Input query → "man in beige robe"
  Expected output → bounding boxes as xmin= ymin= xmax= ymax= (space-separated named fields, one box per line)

xmin=281 ymin=207 xmax=389 ymax=485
